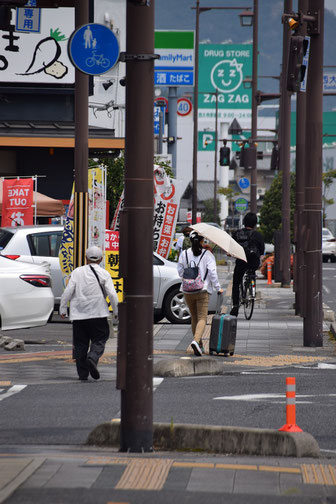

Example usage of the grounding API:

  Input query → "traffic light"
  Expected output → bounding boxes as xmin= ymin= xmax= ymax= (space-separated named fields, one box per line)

xmin=270 ymin=145 xmax=279 ymax=170
xmin=219 ymin=146 xmax=230 ymax=166
xmin=239 ymin=145 xmax=256 ymax=169
xmin=287 ymin=35 xmax=309 ymax=92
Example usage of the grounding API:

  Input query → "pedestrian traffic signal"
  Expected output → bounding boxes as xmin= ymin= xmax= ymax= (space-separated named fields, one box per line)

xmin=219 ymin=146 xmax=230 ymax=166
xmin=287 ymin=35 xmax=309 ymax=92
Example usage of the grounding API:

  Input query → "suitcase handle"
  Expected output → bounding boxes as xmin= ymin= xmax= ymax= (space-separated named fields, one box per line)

xmin=215 ymin=292 xmax=224 ymax=315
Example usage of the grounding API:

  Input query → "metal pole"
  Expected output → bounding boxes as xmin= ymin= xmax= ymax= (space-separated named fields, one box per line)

xmin=294 ymin=0 xmax=308 ymax=315
xmin=250 ymin=0 xmax=258 ymax=214
xmin=192 ymin=0 xmax=200 ymax=224
xmin=303 ymin=0 xmax=324 ymax=346
xmin=168 ymin=86 xmax=177 ymax=178
xmin=119 ymin=0 xmax=154 ymax=451
xmin=158 ymin=108 xmax=163 ymax=154
xmin=214 ymin=88 xmax=218 ymax=222
xmin=279 ymin=0 xmax=292 ymax=287
xmin=73 ymin=0 xmax=89 ymax=269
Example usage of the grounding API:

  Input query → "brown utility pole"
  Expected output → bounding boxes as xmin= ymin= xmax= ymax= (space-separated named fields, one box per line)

xmin=73 ymin=0 xmax=89 ymax=268
xmin=279 ymin=0 xmax=292 ymax=287
xmin=249 ymin=0 xmax=258 ymax=214
xmin=303 ymin=0 xmax=324 ymax=346
xmin=294 ymin=0 xmax=308 ymax=315
xmin=118 ymin=0 xmax=154 ymax=452
xmin=192 ymin=0 xmax=200 ymax=224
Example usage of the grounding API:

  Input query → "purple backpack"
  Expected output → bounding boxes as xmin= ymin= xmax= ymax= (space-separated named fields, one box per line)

xmin=182 ymin=250 xmax=208 ymax=292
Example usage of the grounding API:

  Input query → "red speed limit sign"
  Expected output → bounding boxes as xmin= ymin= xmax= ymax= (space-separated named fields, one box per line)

xmin=177 ymin=97 xmax=192 ymax=116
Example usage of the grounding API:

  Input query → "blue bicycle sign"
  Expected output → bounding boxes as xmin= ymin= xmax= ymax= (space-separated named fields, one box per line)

xmin=68 ymin=23 xmax=119 ymax=76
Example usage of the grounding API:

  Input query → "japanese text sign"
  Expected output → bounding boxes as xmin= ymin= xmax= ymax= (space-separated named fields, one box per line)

xmin=1 ymin=178 xmax=34 ymax=227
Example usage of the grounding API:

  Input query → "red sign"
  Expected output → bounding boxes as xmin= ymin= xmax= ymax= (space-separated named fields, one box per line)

xmin=154 ymin=96 xmax=168 ymax=112
xmin=1 ymin=178 xmax=34 ymax=227
xmin=105 ymin=229 xmax=119 ymax=251
xmin=187 ymin=211 xmax=201 ymax=224
xmin=177 ymin=97 xmax=192 ymax=116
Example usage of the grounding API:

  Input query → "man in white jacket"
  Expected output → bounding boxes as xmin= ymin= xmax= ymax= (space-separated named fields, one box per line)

xmin=60 ymin=246 xmax=118 ymax=381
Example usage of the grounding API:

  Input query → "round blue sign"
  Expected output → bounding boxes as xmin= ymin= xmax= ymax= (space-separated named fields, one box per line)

xmin=68 ymin=23 xmax=120 ymax=76
xmin=238 ymin=177 xmax=250 ymax=190
xmin=234 ymin=197 xmax=249 ymax=213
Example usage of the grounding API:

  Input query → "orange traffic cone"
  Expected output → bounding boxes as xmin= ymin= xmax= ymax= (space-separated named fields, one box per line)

xmin=279 ymin=377 xmax=303 ymax=432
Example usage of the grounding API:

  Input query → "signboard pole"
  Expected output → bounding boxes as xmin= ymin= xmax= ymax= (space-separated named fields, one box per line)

xmin=168 ymin=86 xmax=177 ymax=177
xmin=73 ymin=0 xmax=89 ymax=269
xmin=192 ymin=0 xmax=200 ymax=224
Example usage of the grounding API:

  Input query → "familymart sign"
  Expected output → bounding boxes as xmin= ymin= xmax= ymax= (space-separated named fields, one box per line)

xmin=155 ymin=31 xmax=194 ymax=86
xmin=199 ymin=44 xmax=252 ymax=116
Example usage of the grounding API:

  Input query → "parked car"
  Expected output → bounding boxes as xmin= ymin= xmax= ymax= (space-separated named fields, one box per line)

xmin=0 ymin=255 xmax=54 ymax=330
xmin=0 ymin=225 xmax=64 ymax=308
xmin=322 ymin=227 xmax=336 ymax=262
xmin=0 ymin=225 xmax=218 ymax=324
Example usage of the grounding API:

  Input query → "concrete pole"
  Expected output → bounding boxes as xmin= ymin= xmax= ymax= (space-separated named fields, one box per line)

xmin=73 ymin=0 xmax=89 ymax=269
xmin=119 ymin=0 xmax=154 ymax=451
xmin=279 ymin=0 xmax=292 ymax=287
xmin=303 ymin=0 xmax=324 ymax=346
xmin=213 ymin=88 xmax=218 ymax=222
xmin=168 ymin=86 xmax=177 ymax=178
xmin=192 ymin=0 xmax=200 ymax=224
xmin=294 ymin=0 xmax=308 ymax=315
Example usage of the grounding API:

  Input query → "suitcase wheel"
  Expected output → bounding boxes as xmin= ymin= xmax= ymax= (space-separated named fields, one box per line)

xmin=223 ymin=352 xmax=229 ymax=357
xmin=230 ymin=351 xmax=234 ymax=356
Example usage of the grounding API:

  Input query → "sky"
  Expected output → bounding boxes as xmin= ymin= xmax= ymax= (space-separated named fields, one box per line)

xmin=326 ymin=0 xmax=336 ymax=15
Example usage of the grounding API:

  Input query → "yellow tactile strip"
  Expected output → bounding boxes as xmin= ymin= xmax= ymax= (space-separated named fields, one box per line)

xmin=301 ymin=464 xmax=336 ymax=485
xmin=0 ymin=381 xmax=11 ymax=386
xmin=114 ymin=458 xmax=173 ymax=490
xmin=85 ymin=457 xmax=336 ymax=488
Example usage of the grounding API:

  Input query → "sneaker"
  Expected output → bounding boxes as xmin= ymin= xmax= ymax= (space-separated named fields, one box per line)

xmin=230 ymin=306 xmax=239 ymax=317
xmin=191 ymin=340 xmax=202 ymax=356
xmin=87 ymin=358 xmax=100 ymax=380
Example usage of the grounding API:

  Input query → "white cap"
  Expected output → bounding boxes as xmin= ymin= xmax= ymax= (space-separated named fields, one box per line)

xmin=86 ymin=246 xmax=103 ymax=261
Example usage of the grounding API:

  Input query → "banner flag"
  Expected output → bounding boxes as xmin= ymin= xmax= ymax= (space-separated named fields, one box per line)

xmin=105 ymin=229 xmax=124 ymax=303
xmin=1 ymin=178 xmax=34 ymax=227
xmin=88 ymin=166 xmax=106 ymax=252
xmin=58 ymin=184 xmax=74 ymax=289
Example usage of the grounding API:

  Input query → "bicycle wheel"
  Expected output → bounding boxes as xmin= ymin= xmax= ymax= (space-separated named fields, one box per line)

xmin=243 ymin=280 xmax=254 ymax=320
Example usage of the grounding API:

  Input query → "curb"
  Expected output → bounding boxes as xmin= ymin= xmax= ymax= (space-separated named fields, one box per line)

xmin=154 ymin=356 xmax=229 ymax=377
xmin=86 ymin=420 xmax=320 ymax=458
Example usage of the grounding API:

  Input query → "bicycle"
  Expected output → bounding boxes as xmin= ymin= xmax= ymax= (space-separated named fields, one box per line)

xmin=239 ymin=269 xmax=256 ymax=320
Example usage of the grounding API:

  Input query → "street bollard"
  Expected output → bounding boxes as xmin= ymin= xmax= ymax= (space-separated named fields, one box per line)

xmin=267 ymin=259 xmax=272 ymax=285
xmin=279 ymin=377 xmax=303 ymax=432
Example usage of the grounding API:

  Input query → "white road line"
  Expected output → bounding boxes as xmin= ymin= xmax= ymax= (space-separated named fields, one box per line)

xmin=213 ymin=393 xmax=336 ymax=402
xmin=153 ymin=377 xmax=164 ymax=391
xmin=323 ymin=285 xmax=330 ymax=293
xmin=0 ymin=385 xmax=26 ymax=401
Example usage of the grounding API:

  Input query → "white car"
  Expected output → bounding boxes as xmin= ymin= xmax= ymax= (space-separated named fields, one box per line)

xmin=322 ymin=227 xmax=336 ymax=262
xmin=0 ymin=225 xmax=218 ymax=324
xmin=0 ymin=256 xmax=54 ymax=331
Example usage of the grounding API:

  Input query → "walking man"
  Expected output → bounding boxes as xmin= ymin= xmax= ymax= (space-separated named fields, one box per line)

xmin=60 ymin=246 xmax=118 ymax=381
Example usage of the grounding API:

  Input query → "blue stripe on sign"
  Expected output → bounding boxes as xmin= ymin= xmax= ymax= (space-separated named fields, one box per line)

xmin=155 ymin=66 xmax=194 ymax=70
xmin=217 ymin=315 xmax=225 ymax=353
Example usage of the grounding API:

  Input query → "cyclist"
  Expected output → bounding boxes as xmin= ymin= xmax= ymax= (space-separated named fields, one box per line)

xmin=230 ymin=212 xmax=265 ymax=317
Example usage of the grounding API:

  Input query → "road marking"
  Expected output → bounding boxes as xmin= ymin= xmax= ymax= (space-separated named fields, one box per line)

xmin=153 ymin=377 xmax=164 ymax=391
xmin=323 ymin=285 xmax=331 ymax=293
xmin=0 ymin=385 xmax=26 ymax=401
xmin=213 ymin=393 xmax=336 ymax=403
xmin=317 ymin=363 xmax=336 ymax=369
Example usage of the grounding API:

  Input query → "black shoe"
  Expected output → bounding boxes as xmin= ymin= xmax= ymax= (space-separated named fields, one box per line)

xmin=87 ymin=358 xmax=100 ymax=380
xmin=230 ymin=306 xmax=239 ymax=317
xmin=191 ymin=340 xmax=202 ymax=357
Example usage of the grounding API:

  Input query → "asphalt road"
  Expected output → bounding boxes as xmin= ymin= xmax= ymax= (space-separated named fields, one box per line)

xmin=323 ymin=262 xmax=336 ymax=313
xmin=1 ymin=365 xmax=336 ymax=454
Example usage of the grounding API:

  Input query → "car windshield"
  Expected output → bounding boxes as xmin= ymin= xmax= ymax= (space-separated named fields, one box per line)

xmin=322 ymin=229 xmax=333 ymax=239
xmin=0 ymin=229 xmax=14 ymax=251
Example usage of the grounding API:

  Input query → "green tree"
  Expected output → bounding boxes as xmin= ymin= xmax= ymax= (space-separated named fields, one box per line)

xmin=259 ymin=172 xmax=296 ymax=243
xmin=202 ymin=198 xmax=221 ymax=224
xmin=322 ymin=168 xmax=336 ymax=226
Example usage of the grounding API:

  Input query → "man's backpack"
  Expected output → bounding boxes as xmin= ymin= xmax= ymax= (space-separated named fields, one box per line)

xmin=235 ymin=229 xmax=260 ymax=266
xmin=182 ymin=236 xmax=192 ymax=250
xmin=182 ymin=250 xmax=208 ymax=292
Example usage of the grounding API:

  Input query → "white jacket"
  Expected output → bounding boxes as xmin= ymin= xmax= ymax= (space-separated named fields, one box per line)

xmin=59 ymin=263 xmax=118 ymax=321
xmin=177 ymin=248 xmax=221 ymax=294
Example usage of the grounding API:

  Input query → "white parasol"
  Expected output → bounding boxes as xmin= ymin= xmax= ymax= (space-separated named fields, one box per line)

xmin=189 ymin=223 xmax=247 ymax=262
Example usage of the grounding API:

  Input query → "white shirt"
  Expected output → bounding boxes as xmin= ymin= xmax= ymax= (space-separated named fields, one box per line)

xmin=59 ymin=263 xmax=119 ymax=321
xmin=174 ymin=235 xmax=184 ymax=252
xmin=177 ymin=248 xmax=221 ymax=294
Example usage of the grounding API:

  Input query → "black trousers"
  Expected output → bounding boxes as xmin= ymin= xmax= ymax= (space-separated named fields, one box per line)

xmin=232 ymin=259 xmax=258 ymax=307
xmin=72 ymin=317 xmax=109 ymax=379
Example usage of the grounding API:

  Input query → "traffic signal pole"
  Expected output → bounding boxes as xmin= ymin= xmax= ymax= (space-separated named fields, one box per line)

xmin=249 ymin=0 xmax=258 ymax=214
xmin=118 ymin=0 xmax=154 ymax=451
xmin=303 ymin=0 xmax=324 ymax=346
xmin=279 ymin=0 xmax=292 ymax=287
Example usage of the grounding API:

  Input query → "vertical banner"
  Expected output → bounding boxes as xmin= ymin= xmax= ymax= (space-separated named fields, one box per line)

xmin=111 ymin=166 xmax=180 ymax=259
xmin=105 ymin=230 xmax=124 ymax=303
xmin=88 ymin=166 xmax=106 ymax=252
xmin=58 ymin=184 xmax=74 ymax=288
xmin=1 ymin=178 xmax=34 ymax=227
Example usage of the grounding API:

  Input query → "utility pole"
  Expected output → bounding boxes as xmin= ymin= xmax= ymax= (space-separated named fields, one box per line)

xmin=303 ymin=0 xmax=324 ymax=346
xmin=279 ymin=0 xmax=292 ymax=287
xmin=118 ymin=0 xmax=154 ymax=452
xmin=294 ymin=0 xmax=308 ymax=315
xmin=214 ymin=88 xmax=218 ymax=222
xmin=73 ymin=0 xmax=89 ymax=269
xmin=249 ymin=0 xmax=258 ymax=214
xmin=192 ymin=0 xmax=200 ymax=224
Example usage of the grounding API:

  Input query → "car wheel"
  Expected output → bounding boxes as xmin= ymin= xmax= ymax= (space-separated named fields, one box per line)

xmin=154 ymin=312 xmax=164 ymax=324
xmin=162 ymin=287 xmax=191 ymax=324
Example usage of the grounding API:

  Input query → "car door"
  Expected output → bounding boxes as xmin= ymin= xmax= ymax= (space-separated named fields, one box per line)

xmin=27 ymin=231 xmax=63 ymax=304
xmin=153 ymin=254 xmax=162 ymax=307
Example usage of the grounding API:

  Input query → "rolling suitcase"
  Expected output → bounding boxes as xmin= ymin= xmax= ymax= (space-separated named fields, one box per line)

xmin=209 ymin=297 xmax=237 ymax=356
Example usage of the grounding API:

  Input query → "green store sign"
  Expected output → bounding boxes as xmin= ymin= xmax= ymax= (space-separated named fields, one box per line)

xmin=199 ymin=44 xmax=252 ymax=110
